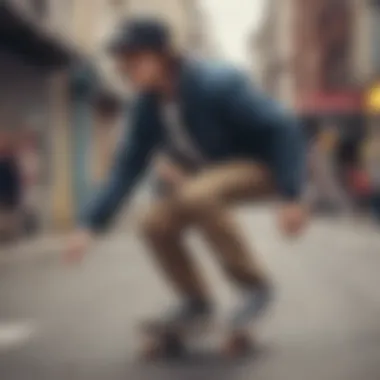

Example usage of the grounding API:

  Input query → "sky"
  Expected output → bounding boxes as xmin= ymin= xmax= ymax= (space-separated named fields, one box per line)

xmin=200 ymin=0 xmax=265 ymax=68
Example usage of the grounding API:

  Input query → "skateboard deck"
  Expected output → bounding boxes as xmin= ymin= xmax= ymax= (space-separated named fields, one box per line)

xmin=138 ymin=318 xmax=254 ymax=360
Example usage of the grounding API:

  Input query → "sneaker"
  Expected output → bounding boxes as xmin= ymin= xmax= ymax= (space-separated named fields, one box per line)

xmin=153 ymin=298 xmax=213 ymax=331
xmin=230 ymin=283 xmax=274 ymax=329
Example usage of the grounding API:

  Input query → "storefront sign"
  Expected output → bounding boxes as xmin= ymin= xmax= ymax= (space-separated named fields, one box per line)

xmin=296 ymin=92 xmax=363 ymax=115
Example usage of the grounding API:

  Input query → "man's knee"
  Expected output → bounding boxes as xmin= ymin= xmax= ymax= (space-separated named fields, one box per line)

xmin=177 ymin=186 xmax=218 ymax=220
xmin=139 ymin=201 xmax=180 ymax=242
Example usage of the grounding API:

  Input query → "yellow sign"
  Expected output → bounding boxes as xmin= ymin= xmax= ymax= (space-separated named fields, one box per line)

xmin=366 ymin=83 xmax=380 ymax=113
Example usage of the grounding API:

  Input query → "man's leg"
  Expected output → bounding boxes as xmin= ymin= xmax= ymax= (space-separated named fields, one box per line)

xmin=172 ymin=161 xmax=274 ymax=327
xmin=139 ymin=174 xmax=213 ymax=327
xmin=172 ymin=162 xmax=273 ymax=283
xmin=176 ymin=161 xmax=272 ymax=287
xmin=199 ymin=208 xmax=267 ymax=287
xmin=140 ymin=196 xmax=210 ymax=302
xmin=143 ymin=160 xmax=274 ymax=290
xmin=140 ymin=160 xmax=273 ymax=325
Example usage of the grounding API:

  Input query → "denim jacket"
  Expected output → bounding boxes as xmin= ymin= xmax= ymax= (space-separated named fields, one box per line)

xmin=82 ymin=58 xmax=306 ymax=231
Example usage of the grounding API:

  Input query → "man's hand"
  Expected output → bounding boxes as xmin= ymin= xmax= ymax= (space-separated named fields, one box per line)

xmin=64 ymin=229 xmax=94 ymax=265
xmin=278 ymin=202 xmax=308 ymax=237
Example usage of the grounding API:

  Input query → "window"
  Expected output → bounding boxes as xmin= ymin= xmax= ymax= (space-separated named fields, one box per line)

xmin=370 ymin=0 xmax=380 ymax=73
xmin=318 ymin=0 xmax=353 ymax=89
xmin=322 ymin=46 xmax=351 ymax=89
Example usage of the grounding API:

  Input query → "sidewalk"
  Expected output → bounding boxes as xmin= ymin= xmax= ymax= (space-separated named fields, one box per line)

xmin=0 ymin=234 xmax=66 ymax=264
xmin=0 ymin=195 xmax=147 ymax=264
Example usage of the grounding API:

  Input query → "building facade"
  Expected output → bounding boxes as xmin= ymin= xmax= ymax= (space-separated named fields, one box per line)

xmin=292 ymin=0 xmax=370 ymax=202
xmin=0 ymin=0 xmax=124 ymax=231
xmin=0 ymin=0 xmax=76 ymax=232
xmin=253 ymin=0 xmax=380 ymax=210
xmin=253 ymin=0 xmax=296 ymax=108
xmin=254 ymin=0 xmax=376 ymax=115
xmin=293 ymin=0 xmax=362 ymax=117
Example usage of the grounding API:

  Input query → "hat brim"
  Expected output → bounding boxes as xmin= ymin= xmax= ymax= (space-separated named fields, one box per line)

xmin=107 ymin=37 xmax=136 ymax=56
xmin=107 ymin=36 xmax=169 ymax=57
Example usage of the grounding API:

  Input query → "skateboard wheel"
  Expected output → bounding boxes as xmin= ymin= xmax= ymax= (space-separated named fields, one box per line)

xmin=163 ymin=333 xmax=186 ymax=359
xmin=223 ymin=333 xmax=253 ymax=358
xmin=140 ymin=333 xmax=186 ymax=360
xmin=140 ymin=337 xmax=162 ymax=360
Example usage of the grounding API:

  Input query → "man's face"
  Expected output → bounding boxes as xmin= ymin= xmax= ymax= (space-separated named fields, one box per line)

xmin=116 ymin=51 xmax=166 ymax=91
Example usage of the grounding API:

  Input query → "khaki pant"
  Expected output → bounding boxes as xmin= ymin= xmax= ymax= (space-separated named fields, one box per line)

xmin=140 ymin=160 xmax=274 ymax=301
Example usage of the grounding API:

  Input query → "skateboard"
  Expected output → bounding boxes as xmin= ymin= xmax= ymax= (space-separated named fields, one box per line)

xmin=138 ymin=318 xmax=255 ymax=360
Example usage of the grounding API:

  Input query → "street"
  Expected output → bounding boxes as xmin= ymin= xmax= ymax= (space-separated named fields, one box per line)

xmin=0 ymin=207 xmax=380 ymax=380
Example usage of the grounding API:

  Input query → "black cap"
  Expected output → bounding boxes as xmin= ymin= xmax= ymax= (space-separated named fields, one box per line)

xmin=108 ymin=17 xmax=172 ymax=56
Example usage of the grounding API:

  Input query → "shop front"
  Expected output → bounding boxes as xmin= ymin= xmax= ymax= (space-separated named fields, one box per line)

xmin=0 ymin=3 xmax=73 ymax=236
xmin=297 ymin=91 xmax=367 ymax=214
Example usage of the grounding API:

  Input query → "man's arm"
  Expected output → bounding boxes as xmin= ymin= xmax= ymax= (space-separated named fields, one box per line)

xmin=216 ymin=68 xmax=306 ymax=201
xmin=80 ymin=96 xmax=160 ymax=232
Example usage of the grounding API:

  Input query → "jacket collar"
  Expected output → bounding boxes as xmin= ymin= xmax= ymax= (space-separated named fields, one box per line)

xmin=176 ymin=56 xmax=198 ymax=97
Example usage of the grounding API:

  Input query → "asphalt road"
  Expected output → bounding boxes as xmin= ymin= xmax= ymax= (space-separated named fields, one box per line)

xmin=0 ymin=208 xmax=380 ymax=380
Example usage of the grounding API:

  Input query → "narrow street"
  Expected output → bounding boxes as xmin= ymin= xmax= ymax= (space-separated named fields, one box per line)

xmin=0 ymin=208 xmax=380 ymax=380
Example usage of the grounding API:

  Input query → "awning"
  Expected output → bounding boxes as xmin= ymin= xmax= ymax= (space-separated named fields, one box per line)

xmin=0 ymin=2 xmax=76 ymax=69
xmin=296 ymin=91 xmax=364 ymax=116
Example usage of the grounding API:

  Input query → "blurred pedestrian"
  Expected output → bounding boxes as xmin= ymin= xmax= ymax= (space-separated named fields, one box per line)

xmin=335 ymin=129 xmax=368 ymax=213
xmin=362 ymin=126 xmax=380 ymax=222
xmin=307 ymin=127 xmax=352 ymax=215
xmin=18 ymin=130 xmax=40 ymax=236
xmin=65 ymin=18 xmax=308 ymax=337
xmin=0 ymin=130 xmax=22 ymax=242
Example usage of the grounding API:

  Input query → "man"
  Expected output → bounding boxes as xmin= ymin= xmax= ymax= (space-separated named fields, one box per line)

xmin=66 ymin=18 xmax=307 ymax=330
